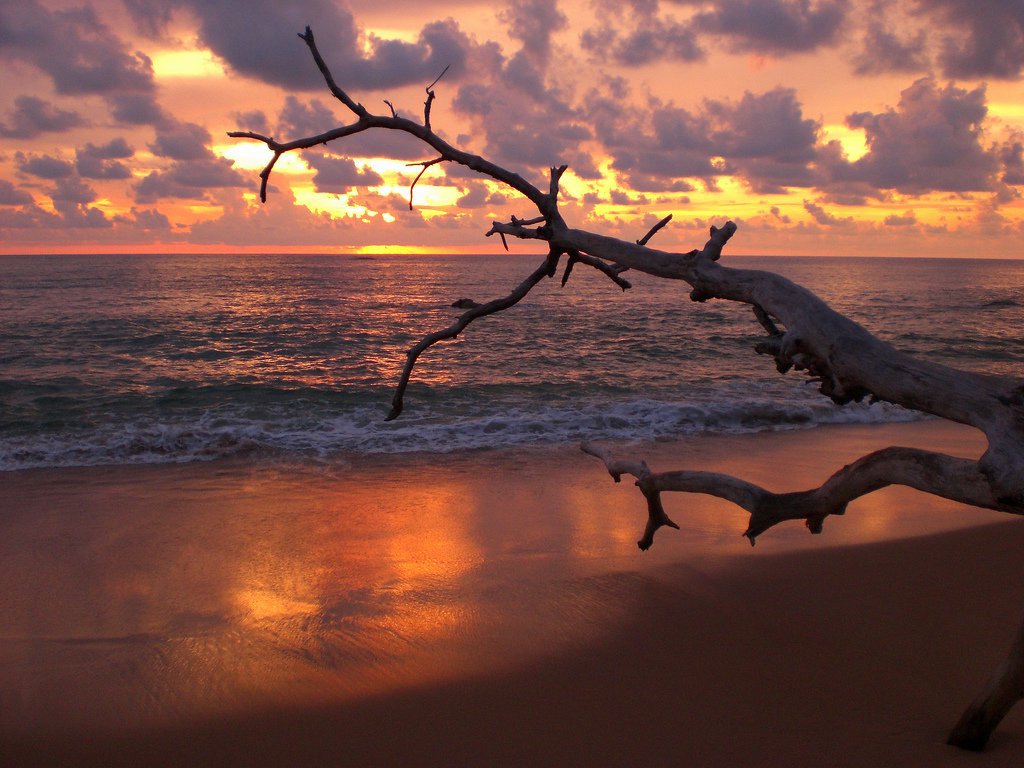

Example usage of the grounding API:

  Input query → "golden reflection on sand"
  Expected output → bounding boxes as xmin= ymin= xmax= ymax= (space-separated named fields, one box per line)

xmin=0 ymin=420 xmax=1003 ymax=737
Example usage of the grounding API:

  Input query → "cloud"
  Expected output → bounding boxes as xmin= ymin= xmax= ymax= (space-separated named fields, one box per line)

xmin=686 ymin=0 xmax=848 ymax=54
xmin=803 ymin=199 xmax=853 ymax=226
xmin=883 ymin=211 xmax=917 ymax=226
xmin=51 ymin=175 xmax=97 ymax=205
xmin=455 ymin=180 xmax=508 ymax=209
xmin=851 ymin=19 xmax=929 ymax=75
xmin=0 ymin=178 xmax=33 ymax=205
xmin=78 ymin=138 xmax=134 ymax=160
xmin=149 ymin=121 xmax=215 ymax=161
xmin=0 ymin=95 xmax=84 ymax=139
xmin=0 ymin=1 xmax=167 ymax=129
xmin=75 ymin=138 xmax=135 ymax=180
xmin=108 ymin=92 xmax=168 ymax=127
xmin=1000 ymin=136 xmax=1024 ymax=186
xmin=919 ymin=0 xmax=1024 ymax=79
xmin=823 ymin=78 xmax=1002 ymax=194
xmin=0 ymin=1 xmax=155 ymax=95
xmin=306 ymin=153 xmax=384 ymax=192
xmin=450 ymin=7 xmax=597 ymax=177
xmin=580 ymin=1 xmax=702 ymax=65
xmin=135 ymin=158 xmax=247 ymax=202
xmin=16 ymin=153 xmax=74 ymax=179
xmin=145 ymin=0 xmax=472 ymax=92
xmin=585 ymin=84 xmax=820 ymax=193
xmin=500 ymin=0 xmax=567 ymax=65
xmin=114 ymin=207 xmax=173 ymax=231
xmin=48 ymin=176 xmax=113 ymax=229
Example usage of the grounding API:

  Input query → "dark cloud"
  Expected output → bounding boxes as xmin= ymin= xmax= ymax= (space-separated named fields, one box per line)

xmin=687 ymin=0 xmax=847 ymax=54
xmin=707 ymin=88 xmax=818 ymax=160
xmin=823 ymin=78 xmax=1001 ymax=194
xmin=115 ymin=207 xmax=173 ymax=230
xmin=581 ymin=0 xmax=704 ymax=67
xmin=1001 ymin=137 xmax=1024 ymax=186
xmin=0 ymin=178 xmax=33 ymax=205
xmin=108 ymin=92 xmax=167 ymax=127
xmin=884 ymin=212 xmax=917 ymax=226
xmin=121 ymin=0 xmax=176 ymax=38
xmin=48 ymin=176 xmax=112 ymax=228
xmin=78 ymin=138 xmax=134 ymax=160
xmin=852 ymin=20 xmax=930 ymax=75
xmin=233 ymin=110 xmax=270 ymax=136
xmin=455 ymin=180 xmax=507 ymax=209
xmin=276 ymin=96 xmax=340 ymax=139
xmin=148 ymin=0 xmax=471 ymax=92
xmin=75 ymin=139 xmax=135 ymax=180
xmin=588 ymin=85 xmax=820 ymax=194
xmin=919 ymin=0 xmax=1024 ymax=79
xmin=0 ymin=204 xmax=60 ymax=229
xmin=149 ymin=122 xmax=214 ymax=161
xmin=0 ymin=95 xmax=84 ymax=139
xmin=451 ymin=11 xmax=596 ymax=177
xmin=51 ymin=176 xmax=97 ymax=204
xmin=0 ymin=1 xmax=155 ymax=95
xmin=135 ymin=158 xmax=247 ymax=202
xmin=16 ymin=153 xmax=74 ymax=179
xmin=803 ymin=199 xmax=853 ymax=226
xmin=501 ymin=0 xmax=567 ymax=65
xmin=581 ymin=21 xmax=704 ymax=66
xmin=0 ymin=1 xmax=166 ymax=130
xmin=306 ymin=153 xmax=384 ymax=192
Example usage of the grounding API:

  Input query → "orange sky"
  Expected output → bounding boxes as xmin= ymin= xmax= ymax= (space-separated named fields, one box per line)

xmin=1 ymin=0 xmax=1023 ymax=257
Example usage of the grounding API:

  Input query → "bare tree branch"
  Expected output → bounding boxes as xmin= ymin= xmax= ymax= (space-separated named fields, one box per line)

xmin=584 ymin=442 xmax=1023 ymax=548
xmin=386 ymin=248 xmax=562 ymax=421
xmin=232 ymin=26 xmax=1024 ymax=749
xmin=407 ymin=157 xmax=447 ymax=209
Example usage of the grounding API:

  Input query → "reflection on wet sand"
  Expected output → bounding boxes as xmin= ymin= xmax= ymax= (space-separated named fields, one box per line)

xmin=0 ymin=420 xmax=1001 ymax=738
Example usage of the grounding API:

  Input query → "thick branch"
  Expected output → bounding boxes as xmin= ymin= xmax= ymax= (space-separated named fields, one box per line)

xmin=233 ymin=25 xmax=1024 ymax=508
xmin=386 ymin=249 xmax=562 ymax=421
xmin=583 ymin=442 xmax=1023 ymax=548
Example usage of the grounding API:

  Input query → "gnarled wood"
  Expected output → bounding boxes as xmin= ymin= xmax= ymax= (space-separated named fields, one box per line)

xmin=231 ymin=26 xmax=1024 ymax=750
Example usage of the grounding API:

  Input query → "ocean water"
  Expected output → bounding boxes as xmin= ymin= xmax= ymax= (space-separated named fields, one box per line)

xmin=1 ymin=253 xmax=1021 ymax=470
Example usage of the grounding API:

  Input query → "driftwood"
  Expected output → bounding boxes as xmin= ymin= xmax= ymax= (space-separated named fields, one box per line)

xmin=230 ymin=27 xmax=1024 ymax=751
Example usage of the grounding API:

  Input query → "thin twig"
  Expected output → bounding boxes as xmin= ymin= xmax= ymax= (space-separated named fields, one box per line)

xmin=387 ymin=250 xmax=561 ymax=420
xmin=406 ymin=157 xmax=446 ymax=209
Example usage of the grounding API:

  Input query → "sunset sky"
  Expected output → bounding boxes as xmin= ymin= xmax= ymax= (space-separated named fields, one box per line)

xmin=2 ymin=0 xmax=1023 ymax=257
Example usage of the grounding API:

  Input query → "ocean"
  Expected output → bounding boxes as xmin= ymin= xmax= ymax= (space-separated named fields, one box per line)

xmin=1 ymin=253 xmax=1022 ymax=471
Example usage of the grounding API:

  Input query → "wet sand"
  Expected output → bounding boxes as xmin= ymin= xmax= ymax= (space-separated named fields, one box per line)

xmin=3 ymin=420 xmax=1024 ymax=766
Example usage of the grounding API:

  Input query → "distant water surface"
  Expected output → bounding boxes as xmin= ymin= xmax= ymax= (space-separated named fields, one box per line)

xmin=1 ymin=253 xmax=1021 ymax=469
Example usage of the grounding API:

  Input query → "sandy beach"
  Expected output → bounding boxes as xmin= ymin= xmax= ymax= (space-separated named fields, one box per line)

xmin=3 ymin=420 xmax=1024 ymax=766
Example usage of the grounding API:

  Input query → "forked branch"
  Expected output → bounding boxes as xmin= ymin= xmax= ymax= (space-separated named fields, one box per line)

xmin=583 ymin=442 xmax=1023 ymax=549
xmin=232 ymin=27 xmax=1024 ymax=750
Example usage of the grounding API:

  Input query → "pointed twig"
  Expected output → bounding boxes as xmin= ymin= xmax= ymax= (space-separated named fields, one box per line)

xmin=423 ymin=64 xmax=450 ymax=133
xmin=637 ymin=214 xmax=673 ymax=246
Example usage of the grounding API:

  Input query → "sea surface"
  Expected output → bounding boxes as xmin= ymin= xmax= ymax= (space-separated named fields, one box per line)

xmin=1 ymin=253 xmax=1022 ymax=470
